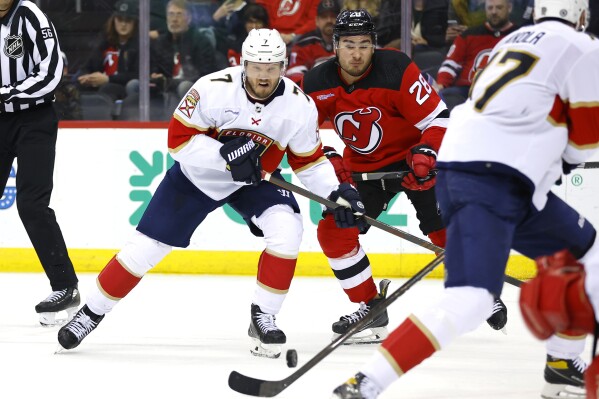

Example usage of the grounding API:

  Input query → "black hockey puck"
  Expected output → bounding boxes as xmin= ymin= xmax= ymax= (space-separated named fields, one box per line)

xmin=286 ymin=349 xmax=298 ymax=368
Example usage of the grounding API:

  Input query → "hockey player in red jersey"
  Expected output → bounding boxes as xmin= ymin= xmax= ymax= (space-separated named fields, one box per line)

xmin=55 ymin=29 xmax=365 ymax=359
xmin=332 ymin=0 xmax=599 ymax=397
xmin=301 ymin=8 xmax=508 ymax=344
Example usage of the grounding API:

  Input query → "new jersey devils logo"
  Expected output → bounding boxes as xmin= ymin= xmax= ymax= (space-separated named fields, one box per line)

xmin=468 ymin=49 xmax=492 ymax=83
xmin=334 ymin=107 xmax=383 ymax=154
xmin=277 ymin=0 xmax=300 ymax=17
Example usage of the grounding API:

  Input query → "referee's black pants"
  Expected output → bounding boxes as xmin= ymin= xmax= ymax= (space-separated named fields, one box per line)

xmin=0 ymin=104 xmax=78 ymax=291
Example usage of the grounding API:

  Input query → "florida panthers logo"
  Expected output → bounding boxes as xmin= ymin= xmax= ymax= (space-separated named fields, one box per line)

xmin=334 ymin=107 xmax=383 ymax=154
xmin=277 ymin=0 xmax=300 ymax=17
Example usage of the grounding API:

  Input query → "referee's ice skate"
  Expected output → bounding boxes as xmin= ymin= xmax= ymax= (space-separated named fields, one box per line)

xmin=35 ymin=286 xmax=80 ymax=327
xmin=332 ymin=279 xmax=391 ymax=345
xmin=248 ymin=304 xmax=286 ymax=359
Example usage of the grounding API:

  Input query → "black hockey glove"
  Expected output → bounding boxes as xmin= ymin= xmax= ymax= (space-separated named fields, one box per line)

xmin=327 ymin=183 xmax=367 ymax=230
xmin=219 ymin=137 xmax=262 ymax=186
xmin=562 ymin=159 xmax=579 ymax=175
xmin=555 ymin=159 xmax=580 ymax=186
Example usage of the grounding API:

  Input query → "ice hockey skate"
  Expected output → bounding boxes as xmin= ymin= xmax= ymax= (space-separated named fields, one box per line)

xmin=332 ymin=279 xmax=391 ymax=345
xmin=541 ymin=355 xmax=587 ymax=399
xmin=35 ymin=286 xmax=80 ymax=327
xmin=331 ymin=372 xmax=381 ymax=399
xmin=486 ymin=297 xmax=508 ymax=333
xmin=57 ymin=305 xmax=104 ymax=350
xmin=248 ymin=303 xmax=286 ymax=359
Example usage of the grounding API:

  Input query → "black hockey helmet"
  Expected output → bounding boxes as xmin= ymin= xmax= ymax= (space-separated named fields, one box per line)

xmin=333 ymin=9 xmax=377 ymax=46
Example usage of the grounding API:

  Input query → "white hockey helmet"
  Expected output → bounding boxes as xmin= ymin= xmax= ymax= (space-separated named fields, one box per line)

xmin=534 ymin=0 xmax=588 ymax=29
xmin=241 ymin=29 xmax=287 ymax=69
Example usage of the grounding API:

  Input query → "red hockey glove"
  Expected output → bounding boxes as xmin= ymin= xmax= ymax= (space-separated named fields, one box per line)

xmin=519 ymin=249 xmax=596 ymax=340
xmin=323 ymin=146 xmax=355 ymax=185
xmin=401 ymin=144 xmax=437 ymax=191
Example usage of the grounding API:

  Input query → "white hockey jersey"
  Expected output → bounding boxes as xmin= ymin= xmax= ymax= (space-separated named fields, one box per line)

xmin=438 ymin=21 xmax=599 ymax=209
xmin=167 ymin=66 xmax=339 ymax=201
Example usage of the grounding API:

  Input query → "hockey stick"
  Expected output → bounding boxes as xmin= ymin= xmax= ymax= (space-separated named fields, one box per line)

xmin=351 ymin=162 xmax=599 ymax=182
xmin=228 ymin=253 xmax=446 ymax=397
xmin=262 ymin=172 xmax=524 ymax=288
xmin=262 ymin=172 xmax=440 ymax=252
xmin=352 ymin=171 xmax=409 ymax=181
xmin=578 ymin=162 xmax=599 ymax=169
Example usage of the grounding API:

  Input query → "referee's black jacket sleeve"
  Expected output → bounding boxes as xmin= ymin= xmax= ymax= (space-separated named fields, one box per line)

xmin=0 ymin=0 xmax=63 ymax=112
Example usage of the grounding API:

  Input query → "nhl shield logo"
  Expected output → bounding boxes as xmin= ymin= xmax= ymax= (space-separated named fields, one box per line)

xmin=4 ymin=35 xmax=24 ymax=59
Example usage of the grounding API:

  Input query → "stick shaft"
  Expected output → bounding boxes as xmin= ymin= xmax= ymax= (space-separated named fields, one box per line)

xmin=263 ymin=173 xmax=441 ymax=252
xmin=352 ymin=171 xmax=408 ymax=181
xmin=578 ymin=162 xmax=599 ymax=169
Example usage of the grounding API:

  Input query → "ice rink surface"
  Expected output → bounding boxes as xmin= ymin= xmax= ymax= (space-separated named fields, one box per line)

xmin=0 ymin=272 xmax=594 ymax=399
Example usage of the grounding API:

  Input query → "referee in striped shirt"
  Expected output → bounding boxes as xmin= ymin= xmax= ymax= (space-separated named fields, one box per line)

xmin=0 ymin=0 xmax=79 ymax=324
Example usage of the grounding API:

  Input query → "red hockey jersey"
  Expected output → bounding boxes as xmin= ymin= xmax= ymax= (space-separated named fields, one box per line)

xmin=437 ymin=22 xmax=518 ymax=88
xmin=302 ymin=49 xmax=449 ymax=172
xmin=287 ymin=29 xmax=335 ymax=84
xmin=255 ymin=0 xmax=318 ymax=35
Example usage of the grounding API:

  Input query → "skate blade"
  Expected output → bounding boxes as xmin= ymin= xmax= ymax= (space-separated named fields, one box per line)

xmin=541 ymin=382 xmax=586 ymax=399
xmin=54 ymin=344 xmax=67 ymax=354
xmin=333 ymin=327 xmax=389 ymax=345
xmin=249 ymin=338 xmax=282 ymax=359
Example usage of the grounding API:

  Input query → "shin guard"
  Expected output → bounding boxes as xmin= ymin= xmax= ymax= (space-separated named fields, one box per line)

xmin=97 ymin=255 xmax=143 ymax=300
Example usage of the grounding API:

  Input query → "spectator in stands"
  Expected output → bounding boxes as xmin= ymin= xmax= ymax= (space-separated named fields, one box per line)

xmin=150 ymin=0 xmax=169 ymax=39
xmin=151 ymin=0 xmax=218 ymax=100
xmin=185 ymin=0 xmax=246 ymax=31
xmin=77 ymin=0 xmax=140 ymax=102
xmin=255 ymin=0 xmax=320 ymax=44
xmin=212 ymin=0 xmax=247 ymax=26
xmin=445 ymin=19 xmax=468 ymax=45
xmin=437 ymin=0 xmax=517 ymax=110
xmin=286 ymin=0 xmax=339 ymax=83
xmin=226 ymin=3 xmax=270 ymax=66
xmin=54 ymin=52 xmax=82 ymax=120
xmin=450 ymin=0 xmax=530 ymax=27
xmin=446 ymin=0 xmax=533 ymax=44
xmin=412 ymin=0 xmax=450 ymax=50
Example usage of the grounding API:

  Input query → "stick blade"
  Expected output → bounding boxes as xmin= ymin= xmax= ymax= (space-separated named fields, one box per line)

xmin=228 ymin=371 xmax=286 ymax=397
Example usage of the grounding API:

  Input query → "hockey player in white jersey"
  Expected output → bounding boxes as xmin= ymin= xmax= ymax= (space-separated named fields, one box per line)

xmin=332 ymin=0 xmax=599 ymax=398
xmin=56 ymin=29 xmax=365 ymax=359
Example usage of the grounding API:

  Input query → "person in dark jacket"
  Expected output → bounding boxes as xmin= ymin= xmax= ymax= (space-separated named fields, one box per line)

xmin=77 ymin=0 xmax=140 ymax=101
xmin=150 ymin=0 xmax=218 ymax=100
